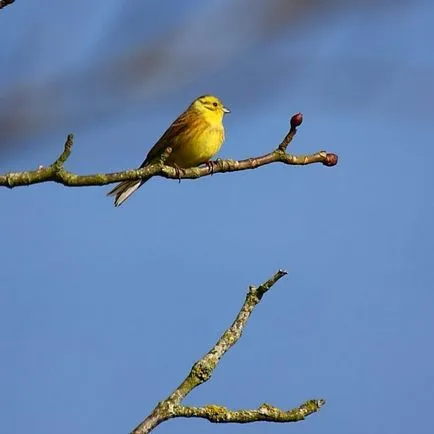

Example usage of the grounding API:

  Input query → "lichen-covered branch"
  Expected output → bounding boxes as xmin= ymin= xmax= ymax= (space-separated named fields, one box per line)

xmin=0 ymin=0 xmax=15 ymax=10
xmin=0 ymin=113 xmax=338 ymax=189
xmin=173 ymin=400 xmax=325 ymax=423
xmin=130 ymin=270 xmax=325 ymax=434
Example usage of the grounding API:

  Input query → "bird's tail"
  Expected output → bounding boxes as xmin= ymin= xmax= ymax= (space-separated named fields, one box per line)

xmin=107 ymin=177 xmax=150 ymax=207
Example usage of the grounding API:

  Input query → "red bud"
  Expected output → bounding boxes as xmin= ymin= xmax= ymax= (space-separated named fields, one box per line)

xmin=323 ymin=153 xmax=338 ymax=167
xmin=290 ymin=112 xmax=303 ymax=129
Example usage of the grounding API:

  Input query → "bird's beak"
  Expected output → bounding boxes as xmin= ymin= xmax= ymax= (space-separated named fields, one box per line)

xmin=222 ymin=106 xmax=231 ymax=113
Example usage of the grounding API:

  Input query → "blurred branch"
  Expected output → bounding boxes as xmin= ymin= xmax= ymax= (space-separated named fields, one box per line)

xmin=0 ymin=0 xmax=413 ymax=152
xmin=131 ymin=269 xmax=325 ymax=434
xmin=0 ymin=113 xmax=338 ymax=189
xmin=0 ymin=0 xmax=14 ymax=10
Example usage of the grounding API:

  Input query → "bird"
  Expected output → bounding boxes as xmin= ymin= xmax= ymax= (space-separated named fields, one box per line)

xmin=107 ymin=94 xmax=230 ymax=207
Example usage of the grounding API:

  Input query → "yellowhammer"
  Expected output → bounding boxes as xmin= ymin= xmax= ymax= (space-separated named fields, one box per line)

xmin=107 ymin=95 xmax=230 ymax=206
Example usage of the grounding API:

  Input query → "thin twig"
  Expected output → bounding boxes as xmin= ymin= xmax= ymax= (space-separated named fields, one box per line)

xmin=130 ymin=270 xmax=325 ymax=434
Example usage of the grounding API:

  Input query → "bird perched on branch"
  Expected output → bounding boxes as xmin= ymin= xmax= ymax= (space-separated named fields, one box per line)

xmin=107 ymin=95 xmax=230 ymax=206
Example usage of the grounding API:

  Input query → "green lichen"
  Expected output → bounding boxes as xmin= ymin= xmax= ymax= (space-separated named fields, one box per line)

xmin=203 ymin=405 xmax=229 ymax=422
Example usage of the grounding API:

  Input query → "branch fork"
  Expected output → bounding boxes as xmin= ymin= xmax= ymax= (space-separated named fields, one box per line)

xmin=131 ymin=270 xmax=325 ymax=434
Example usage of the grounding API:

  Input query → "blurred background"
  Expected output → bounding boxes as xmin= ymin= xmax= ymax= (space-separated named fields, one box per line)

xmin=1 ymin=1 xmax=433 ymax=433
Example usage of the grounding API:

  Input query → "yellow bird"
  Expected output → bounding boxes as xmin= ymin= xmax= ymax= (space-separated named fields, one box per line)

xmin=107 ymin=95 xmax=230 ymax=206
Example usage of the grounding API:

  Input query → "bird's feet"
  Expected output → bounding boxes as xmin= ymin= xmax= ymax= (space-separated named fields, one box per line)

xmin=204 ymin=161 xmax=215 ymax=175
xmin=173 ymin=164 xmax=185 ymax=183
xmin=204 ymin=159 xmax=222 ymax=175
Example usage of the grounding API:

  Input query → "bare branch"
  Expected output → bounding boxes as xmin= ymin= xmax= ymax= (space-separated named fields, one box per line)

xmin=130 ymin=270 xmax=325 ymax=434
xmin=53 ymin=133 xmax=74 ymax=167
xmin=0 ymin=0 xmax=15 ymax=10
xmin=0 ymin=114 xmax=338 ymax=189
xmin=173 ymin=400 xmax=325 ymax=423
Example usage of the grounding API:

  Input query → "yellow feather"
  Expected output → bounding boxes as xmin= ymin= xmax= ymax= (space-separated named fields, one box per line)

xmin=107 ymin=95 xmax=230 ymax=206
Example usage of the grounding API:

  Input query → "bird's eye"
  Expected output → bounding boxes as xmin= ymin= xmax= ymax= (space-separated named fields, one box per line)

xmin=212 ymin=102 xmax=218 ymax=107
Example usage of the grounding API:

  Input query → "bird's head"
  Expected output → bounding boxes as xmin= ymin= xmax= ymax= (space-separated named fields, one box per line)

xmin=191 ymin=95 xmax=230 ymax=122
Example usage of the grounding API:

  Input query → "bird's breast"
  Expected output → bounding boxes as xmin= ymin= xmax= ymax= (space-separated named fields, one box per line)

xmin=169 ymin=123 xmax=224 ymax=168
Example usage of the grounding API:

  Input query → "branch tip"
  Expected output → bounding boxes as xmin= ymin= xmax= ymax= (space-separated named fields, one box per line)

xmin=256 ymin=269 xmax=287 ymax=296
xmin=290 ymin=112 xmax=303 ymax=129
xmin=323 ymin=153 xmax=338 ymax=167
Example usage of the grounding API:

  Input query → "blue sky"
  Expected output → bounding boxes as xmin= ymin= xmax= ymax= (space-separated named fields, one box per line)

xmin=1 ymin=1 xmax=433 ymax=433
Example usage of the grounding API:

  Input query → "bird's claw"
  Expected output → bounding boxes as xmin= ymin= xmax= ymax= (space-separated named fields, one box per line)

xmin=205 ymin=161 xmax=214 ymax=175
xmin=204 ymin=159 xmax=221 ymax=175
xmin=173 ymin=164 xmax=185 ymax=183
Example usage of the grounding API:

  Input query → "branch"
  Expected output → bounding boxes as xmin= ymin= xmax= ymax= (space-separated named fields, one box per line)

xmin=173 ymin=400 xmax=325 ymax=423
xmin=131 ymin=270 xmax=325 ymax=434
xmin=0 ymin=0 xmax=15 ymax=10
xmin=0 ymin=113 xmax=338 ymax=189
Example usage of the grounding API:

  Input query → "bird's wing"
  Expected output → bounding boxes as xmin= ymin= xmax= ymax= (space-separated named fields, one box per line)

xmin=140 ymin=110 xmax=191 ymax=167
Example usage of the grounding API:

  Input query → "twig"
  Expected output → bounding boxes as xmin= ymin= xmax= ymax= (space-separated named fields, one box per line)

xmin=0 ymin=0 xmax=15 ymax=10
xmin=0 ymin=113 xmax=338 ymax=189
xmin=173 ymin=400 xmax=325 ymax=423
xmin=130 ymin=270 xmax=325 ymax=434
